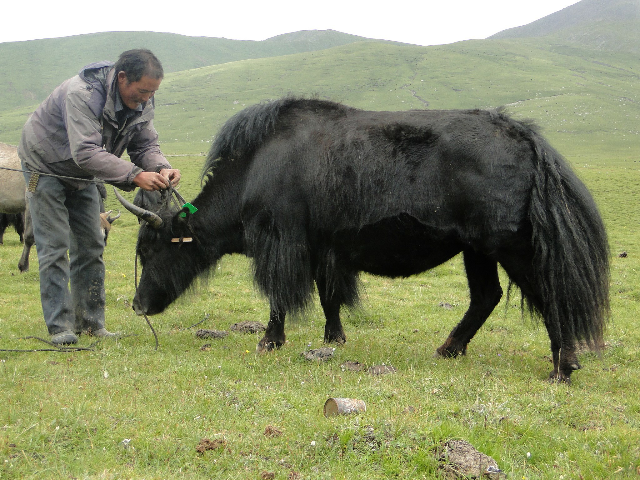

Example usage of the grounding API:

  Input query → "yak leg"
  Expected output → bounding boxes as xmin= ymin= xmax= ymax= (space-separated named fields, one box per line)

xmin=498 ymin=249 xmax=580 ymax=384
xmin=500 ymin=249 xmax=580 ymax=383
xmin=257 ymin=304 xmax=286 ymax=352
xmin=436 ymin=249 xmax=503 ymax=358
xmin=544 ymin=322 xmax=581 ymax=384
xmin=316 ymin=283 xmax=346 ymax=345
xmin=319 ymin=294 xmax=346 ymax=345
xmin=316 ymin=262 xmax=359 ymax=344
xmin=0 ymin=214 xmax=6 ymax=244
xmin=18 ymin=205 xmax=33 ymax=273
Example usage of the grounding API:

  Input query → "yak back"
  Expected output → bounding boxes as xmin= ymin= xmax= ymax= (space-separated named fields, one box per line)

xmin=202 ymin=97 xmax=353 ymax=178
xmin=0 ymin=143 xmax=27 ymax=214
xmin=204 ymin=98 xmax=537 ymax=243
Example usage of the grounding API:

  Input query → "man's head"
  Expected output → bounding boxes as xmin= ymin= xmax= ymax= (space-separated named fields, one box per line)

xmin=115 ymin=49 xmax=164 ymax=110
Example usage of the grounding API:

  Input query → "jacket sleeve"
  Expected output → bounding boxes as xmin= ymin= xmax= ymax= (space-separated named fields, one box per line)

xmin=125 ymin=117 xmax=172 ymax=172
xmin=64 ymin=85 xmax=144 ymax=186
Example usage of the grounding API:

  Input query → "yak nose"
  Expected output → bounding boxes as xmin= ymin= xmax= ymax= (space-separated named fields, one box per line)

xmin=132 ymin=295 xmax=146 ymax=316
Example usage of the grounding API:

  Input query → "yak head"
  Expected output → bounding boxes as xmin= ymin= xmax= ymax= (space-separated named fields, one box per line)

xmin=114 ymin=188 xmax=206 ymax=316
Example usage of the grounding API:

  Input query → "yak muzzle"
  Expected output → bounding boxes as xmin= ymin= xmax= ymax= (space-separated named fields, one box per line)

xmin=132 ymin=295 xmax=147 ymax=316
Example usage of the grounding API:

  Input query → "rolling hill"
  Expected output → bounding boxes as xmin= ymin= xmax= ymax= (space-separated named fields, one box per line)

xmin=0 ymin=29 xmax=389 ymax=112
xmin=490 ymin=0 xmax=640 ymax=53
xmin=0 ymin=0 xmax=637 ymax=164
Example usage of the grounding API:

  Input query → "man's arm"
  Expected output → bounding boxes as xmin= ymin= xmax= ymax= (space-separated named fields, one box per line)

xmin=64 ymin=84 xmax=144 ymax=186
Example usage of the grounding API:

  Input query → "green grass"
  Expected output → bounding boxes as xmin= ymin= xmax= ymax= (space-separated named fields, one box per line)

xmin=1 ymin=156 xmax=640 ymax=479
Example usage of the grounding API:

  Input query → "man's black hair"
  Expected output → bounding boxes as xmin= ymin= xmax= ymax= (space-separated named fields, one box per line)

xmin=114 ymin=49 xmax=164 ymax=83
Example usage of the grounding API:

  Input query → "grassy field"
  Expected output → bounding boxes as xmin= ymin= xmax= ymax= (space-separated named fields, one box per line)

xmin=1 ymin=149 xmax=639 ymax=478
xmin=1 ymin=30 xmax=639 ymax=479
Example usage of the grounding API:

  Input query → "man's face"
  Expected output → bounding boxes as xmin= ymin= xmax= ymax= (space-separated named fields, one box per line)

xmin=117 ymin=71 xmax=162 ymax=109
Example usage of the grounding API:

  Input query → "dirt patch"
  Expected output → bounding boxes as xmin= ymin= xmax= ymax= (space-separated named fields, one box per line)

xmin=195 ymin=329 xmax=228 ymax=339
xmin=264 ymin=425 xmax=283 ymax=437
xmin=195 ymin=438 xmax=227 ymax=453
xmin=340 ymin=360 xmax=364 ymax=372
xmin=230 ymin=321 xmax=266 ymax=333
xmin=437 ymin=439 xmax=503 ymax=479
xmin=368 ymin=364 xmax=397 ymax=375
xmin=301 ymin=347 xmax=335 ymax=361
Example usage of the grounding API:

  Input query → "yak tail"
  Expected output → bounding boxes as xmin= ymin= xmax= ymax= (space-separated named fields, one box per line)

xmin=526 ymin=127 xmax=609 ymax=348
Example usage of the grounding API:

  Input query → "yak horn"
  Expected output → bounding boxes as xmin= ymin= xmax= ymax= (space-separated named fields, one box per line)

xmin=102 ymin=210 xmax=122 ymax=224
xmin=107 ymin=210 xmax=121 ymax=224
xmin=113 ymin=187 xmax=163 ymax=229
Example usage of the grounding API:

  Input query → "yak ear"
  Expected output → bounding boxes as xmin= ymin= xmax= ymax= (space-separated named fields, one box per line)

xmin=170 ymin=209 xmax=192 ymax=235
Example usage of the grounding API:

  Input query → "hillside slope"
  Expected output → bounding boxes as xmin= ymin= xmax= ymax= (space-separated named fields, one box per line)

xmin=1 ymin=38 xmax=637 ymax=162
xmin=490 ymin=0 xmax=640 ymax=53
xmin=0 ymin=30 xmax=385 ymax=111
xmin=0 ymin=2 xmax=637 ymax=164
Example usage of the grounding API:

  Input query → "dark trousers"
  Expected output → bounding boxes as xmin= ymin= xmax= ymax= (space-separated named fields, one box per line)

xmin=25 ymin=174 xmax=106 ymax=335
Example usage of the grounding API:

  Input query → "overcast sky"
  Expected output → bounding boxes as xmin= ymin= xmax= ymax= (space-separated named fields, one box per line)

xmin=2 ymin=0 xmax=580 ymax=46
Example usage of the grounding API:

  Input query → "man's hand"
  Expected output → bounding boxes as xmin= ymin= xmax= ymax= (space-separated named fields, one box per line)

xmin=133 ymin=169 xmax=181 ymax=191
xmin=159 ymin=168 xmax=181 ymax=187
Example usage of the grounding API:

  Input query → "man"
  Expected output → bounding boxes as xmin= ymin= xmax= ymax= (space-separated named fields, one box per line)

xmin=18 ymin=49 xmax=180 ymax=345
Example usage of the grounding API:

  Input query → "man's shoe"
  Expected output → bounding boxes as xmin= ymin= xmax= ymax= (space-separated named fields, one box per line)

xmin=51 ymin=331 xmax=78 ymax=345
xmin=90 ymin=328 xmax=120 ymax=339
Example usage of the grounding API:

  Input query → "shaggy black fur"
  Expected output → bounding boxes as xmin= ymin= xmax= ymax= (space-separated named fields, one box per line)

xmin=0 ymin=213 xmax=24 ymax=244
xmin=131 ymin=97 xmax=609 ymax=384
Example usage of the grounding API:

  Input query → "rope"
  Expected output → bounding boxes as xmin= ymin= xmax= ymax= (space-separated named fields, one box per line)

xmin=167 ymin=183 xmax=188 ymax=206
xmin=0 ymin=165 xmax=102 ymax=183
xmin=186 ymin=314 xmax=209 ymax=329
xmin=0 ymin=337 xmax=98 ymax=352
xmin=134 ymin=253 xmax=160 ymax=351
xmin=130 ymin=185 xmax=200 ymax=350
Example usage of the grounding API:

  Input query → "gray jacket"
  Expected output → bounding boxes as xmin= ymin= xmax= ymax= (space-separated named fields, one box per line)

xmin=18 ymin=61 xmax=171 ymax=191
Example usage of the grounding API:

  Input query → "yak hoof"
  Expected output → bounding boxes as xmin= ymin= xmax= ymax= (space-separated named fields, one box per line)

xmin=434 ymin=335 xmax=468 ymax=358
xmin=256 ymin=339 xmax=282 ymax=353
xmin=548 ymin=360 xmax=581 ymax=385
xmin=324 ymin=333 xmax=346 ymax=345
xmin=549 ymin=371 xmax=572 ymax=385
xmin=434 ymin=343 xmax=466 ymax=359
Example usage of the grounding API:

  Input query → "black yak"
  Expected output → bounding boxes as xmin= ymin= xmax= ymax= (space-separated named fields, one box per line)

xmin=0 ymin=213 xmax=24 ymax=244
xmin=117 ymin=97 xmax=609 ymax=384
